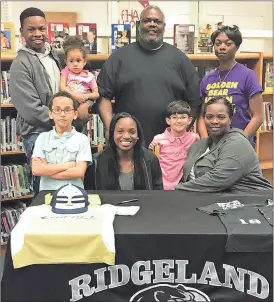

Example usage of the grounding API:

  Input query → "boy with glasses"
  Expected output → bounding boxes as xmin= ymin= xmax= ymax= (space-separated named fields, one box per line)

xmin=32 ymin=91 xmax=92 ymax=191
xmin=149 ymin=101 xmax=199 ymax=190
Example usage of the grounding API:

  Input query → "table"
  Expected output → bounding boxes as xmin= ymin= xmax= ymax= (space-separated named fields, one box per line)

xmin=1 ymin=190 xmax=273 ymax=302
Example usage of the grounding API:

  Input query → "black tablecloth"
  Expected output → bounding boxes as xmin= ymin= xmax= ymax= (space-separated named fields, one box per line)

xmin=1 ymin=190 xmax=273 ymax=302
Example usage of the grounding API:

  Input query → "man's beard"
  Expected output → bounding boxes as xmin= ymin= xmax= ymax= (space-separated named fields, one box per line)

xmin=139 ymin=30 xmax=164 ymax=47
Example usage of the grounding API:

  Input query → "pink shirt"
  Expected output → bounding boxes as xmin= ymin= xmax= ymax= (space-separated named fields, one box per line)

xmin=153 ymin=128 xmax=200 ymax=190
xmin=61 ymin=66 xmax=97 ymax=93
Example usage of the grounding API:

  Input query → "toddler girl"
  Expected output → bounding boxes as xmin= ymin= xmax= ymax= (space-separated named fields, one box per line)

xmin=61 ymin=36 xmax=99 ymax=131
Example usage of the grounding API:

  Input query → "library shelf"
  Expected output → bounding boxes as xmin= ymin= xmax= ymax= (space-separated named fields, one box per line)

xmin=1 ymin=150 xmax=25 ymax=155
xmin=260 ymin=160 xmax=273 ymax=170
xmin=1 ymin=103 xmax=14 ymax=108
xmin=1 ymin=195 xmax=33 ymax=203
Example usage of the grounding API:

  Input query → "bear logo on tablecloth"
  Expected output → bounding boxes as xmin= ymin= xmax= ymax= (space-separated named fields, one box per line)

xmin=130 ymin=284 xmax=210 ymax=302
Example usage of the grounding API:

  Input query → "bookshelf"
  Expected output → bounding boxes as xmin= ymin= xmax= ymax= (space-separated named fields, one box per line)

xmin=1 ymin=103 xmax=14 ymax=108
xmin=1 ymin=195 xmax=33 ymax=203
xmin=1 ymin=57 xmax=33 ymax=253
xmin=1 ymin=150 xmax=25 ymax=155
xmin=255 ymin=53 xmax=273 ymax=184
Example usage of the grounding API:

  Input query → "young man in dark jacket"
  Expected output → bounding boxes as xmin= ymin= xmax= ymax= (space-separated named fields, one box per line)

xmin=10 ymin=7 xmax=65 ymax=196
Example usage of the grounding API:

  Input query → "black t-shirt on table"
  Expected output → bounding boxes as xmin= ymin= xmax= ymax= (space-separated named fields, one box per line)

xmin=97 ymin=42 xmax=201 ymax=145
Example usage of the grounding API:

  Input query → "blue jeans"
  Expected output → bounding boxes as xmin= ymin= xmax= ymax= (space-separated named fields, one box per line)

xmin=22 ymin=133 xmax=40 ymax=198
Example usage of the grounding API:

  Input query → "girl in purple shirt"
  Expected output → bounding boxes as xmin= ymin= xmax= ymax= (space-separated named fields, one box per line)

xmin=198 ymin=25 xmax=263 ymax=145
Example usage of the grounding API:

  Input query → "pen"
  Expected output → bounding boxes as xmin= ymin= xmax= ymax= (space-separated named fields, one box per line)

xmin=117 ymin=198 xmax=139 ymax=204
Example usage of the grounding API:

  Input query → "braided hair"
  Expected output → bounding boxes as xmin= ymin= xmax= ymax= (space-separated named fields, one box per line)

xmin=203 ymin=96 xmax=234 ymax=119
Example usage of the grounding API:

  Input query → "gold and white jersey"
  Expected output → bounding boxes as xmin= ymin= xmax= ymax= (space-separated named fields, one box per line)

xmin=11 ymin=204 xmax=139 ymax=269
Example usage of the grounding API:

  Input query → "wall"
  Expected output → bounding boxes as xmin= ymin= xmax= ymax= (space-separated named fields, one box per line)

xmin=2 ymin=0 xmax=273 ymax=53
xmin=198 ymin=1 xmax=272 ymax=52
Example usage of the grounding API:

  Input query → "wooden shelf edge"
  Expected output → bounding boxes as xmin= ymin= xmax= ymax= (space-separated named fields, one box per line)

xmin=263 ymin=53 xmax=273 ymax=60
xmin=86 ymin=54 xmax=110 ymax=61
xmin=260 ymin=160 xmax=273 ymax=170
xmin=1 ymin=242 xmax=7 ymax=246
xmin=1 ymin=55 xmax=16 ymax=62
xmin=257 ymin=130 xmax=273 ymax=134
xmin=262 ymin=89 xmax=273 ymax=96
xmin=1 ymin=150 xmax=25 ymax=155
xmin=1 ymin=194 xmax=33 ymax=202
xmin=0 ymin=103 xmax=14 ymax=108
xmin=188 ymin=52 xmax=260 ymax=61
xmin=2 ymin=52 xmax=261 ymax=63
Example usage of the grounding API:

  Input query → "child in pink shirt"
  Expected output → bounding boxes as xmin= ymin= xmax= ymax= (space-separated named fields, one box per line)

xmin=60 ymin=36 xmax=99 ymax=131
xmin=149 ymin=101 xmax=200 ymax=190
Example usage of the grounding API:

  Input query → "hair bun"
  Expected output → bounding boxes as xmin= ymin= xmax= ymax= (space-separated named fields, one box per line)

xmin=62 ymin=35 xmax=84 ymax=53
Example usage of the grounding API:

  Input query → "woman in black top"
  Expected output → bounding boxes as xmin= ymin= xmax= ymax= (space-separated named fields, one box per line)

xmin=84 ymin=112 xmax=163 ymax=190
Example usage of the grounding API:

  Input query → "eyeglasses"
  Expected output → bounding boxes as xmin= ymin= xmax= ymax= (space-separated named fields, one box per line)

xmin=51 ymin=108 xmax=75 ymax=114
xmin=170 ymin=115 xmax=188 ymax=121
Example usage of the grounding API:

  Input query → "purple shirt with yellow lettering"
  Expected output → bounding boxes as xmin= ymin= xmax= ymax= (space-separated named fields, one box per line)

xmin=200 ymin=63 xmax=263 ymax=138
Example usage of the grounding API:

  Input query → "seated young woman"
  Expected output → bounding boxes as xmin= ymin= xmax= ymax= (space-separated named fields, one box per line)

xmin=175 ymin=96 xmax=272 ymax=193
xmin=84 ymin=112 xmax=163 ymax=190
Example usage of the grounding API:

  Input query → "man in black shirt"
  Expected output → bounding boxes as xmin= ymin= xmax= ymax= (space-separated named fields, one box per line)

xmin=97 ymin=5 xmax=201 ymax=146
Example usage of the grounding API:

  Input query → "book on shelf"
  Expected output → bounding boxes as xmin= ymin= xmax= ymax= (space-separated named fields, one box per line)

xmin=1 ymin=116 xmax=23 ymax=152
xmin=197 ymin=23 xmax=213 ymax=53
xmin=111 ymin=24 xmax=131 ymax=53
xmin=1 ymin=201 xmax=26 ymax=243
xmin=173 ymin=24 xmax=195 ymax=54
xmin=91 ymin=69 xmax=100 ymax=80
xmin=264 ymin=61 xmax=273 ymax=94
xmin=260 ymin=102 xmax=273 ymax=132
xmin=136 ymin=20 xmax=140 ymax=42
xmin=87 ymin=114 xmax=105 ymax=146
xmin=76 ymin=23 xmax=97 ymax=54
xmin=1 ymin=71 xmax=11 ymax=104
xmin=47 ymin=22 xmax=69 ymax=50
xmin=1 ymin=164 xmax=32 ymax=200
xmin=1 ymin=22 xmax=16 ymax=55
xmin=204 ymin=66 xmax=216 ymax=75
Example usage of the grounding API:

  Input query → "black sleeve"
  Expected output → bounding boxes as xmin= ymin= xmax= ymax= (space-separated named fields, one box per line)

xmin=181 ymin=53 xmax=202 ymax=108
xmin=55 ymin=50 xmax=66 ymax=69
xmin=97 ymin=55 xmax=118 ymax=100
xmin=151 ymin=154 xmax=163 ymax=190
xmin=84 ymin=163 xmax=96 ymax=190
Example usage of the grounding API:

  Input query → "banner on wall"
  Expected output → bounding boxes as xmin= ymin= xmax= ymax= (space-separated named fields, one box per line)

xmin=118 ymin=0 xmax=150 ymax=29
